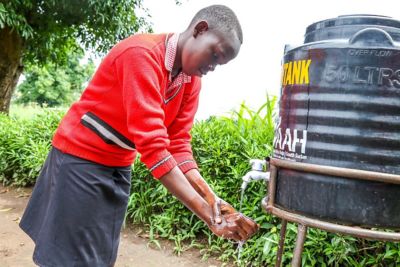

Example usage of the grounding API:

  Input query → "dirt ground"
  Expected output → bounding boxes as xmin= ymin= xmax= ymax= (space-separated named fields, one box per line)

xmin=0 ymin=185 xmax=228 ymax=267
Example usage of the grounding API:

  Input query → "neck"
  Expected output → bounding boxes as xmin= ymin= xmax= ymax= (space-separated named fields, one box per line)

xmin=172 ymin=32 xmax=187 ymax=76
xmin=171 ymin=68 xmax=181 ymax=78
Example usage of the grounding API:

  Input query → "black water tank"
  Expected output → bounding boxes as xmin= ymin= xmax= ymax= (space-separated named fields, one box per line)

xmin=273 ymin=15 xmax=400 ymax=228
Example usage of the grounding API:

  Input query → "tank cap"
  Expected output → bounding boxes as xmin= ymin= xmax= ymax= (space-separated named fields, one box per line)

xmin=349 ymin=28 xmax=394 ymax=47
xmin=304 ymin=15 xmax=400 ymax=43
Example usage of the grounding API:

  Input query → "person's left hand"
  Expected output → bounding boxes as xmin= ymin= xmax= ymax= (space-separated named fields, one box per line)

xmin=207 ymin=195 xmax=237 ymax=224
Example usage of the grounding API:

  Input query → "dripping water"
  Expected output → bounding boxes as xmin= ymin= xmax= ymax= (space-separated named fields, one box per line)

xmin=237 ymin=187 xmax=246 ymax=263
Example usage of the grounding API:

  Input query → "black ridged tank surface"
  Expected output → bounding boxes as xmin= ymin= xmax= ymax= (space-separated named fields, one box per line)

xmin=273 ymin=15 xmax=400 ymax=228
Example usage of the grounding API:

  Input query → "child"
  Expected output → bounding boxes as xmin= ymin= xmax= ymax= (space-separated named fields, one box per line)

xmin=20 ymin=4 xmax=259 ymax=266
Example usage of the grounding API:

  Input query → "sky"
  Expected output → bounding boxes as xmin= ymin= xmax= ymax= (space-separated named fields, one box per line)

xmin=140 ymin=0 xmax=400 ymax=119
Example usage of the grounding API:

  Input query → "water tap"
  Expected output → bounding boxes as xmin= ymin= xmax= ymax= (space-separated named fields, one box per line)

xmin=241 ymin=159 xmax=270 ymax=191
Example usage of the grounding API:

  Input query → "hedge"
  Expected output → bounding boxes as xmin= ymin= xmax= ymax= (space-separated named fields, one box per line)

xmin=1 ymin=100 xmax=399 ymax=266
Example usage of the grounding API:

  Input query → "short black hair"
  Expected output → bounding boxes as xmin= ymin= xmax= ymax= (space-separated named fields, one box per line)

xmin=189 ymin=5 xmax=243 ymax=44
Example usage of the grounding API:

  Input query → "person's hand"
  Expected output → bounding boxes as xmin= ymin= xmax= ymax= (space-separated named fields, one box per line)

xmin=183 ymin=170 xmax=238 ymax=224
xmin=203 ymin=193 xmax=222 ymax=224
xmin=218 ymin=197 xmax=236 ymax=215
xmin=207 ymin=212 xmax=259 ymax=242
xmin=209 ymin=196 xmax=237 ymax=224
xmin=181 ymin=169 xmax=258 ymax=239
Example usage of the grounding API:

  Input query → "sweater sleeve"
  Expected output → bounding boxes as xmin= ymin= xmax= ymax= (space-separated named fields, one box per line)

xmin=167 ymin=78 xmax=201 ymax=173
xmin=114 ymin=47 xmax=176 ymax=179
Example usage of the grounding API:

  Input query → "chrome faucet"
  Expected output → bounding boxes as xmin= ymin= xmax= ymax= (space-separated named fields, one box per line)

xmin=241 ymin=159 xmax=270 ymax=191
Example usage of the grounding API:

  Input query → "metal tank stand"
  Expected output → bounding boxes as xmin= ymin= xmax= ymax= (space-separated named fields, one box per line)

xmin=262 ymin=158 xmax=400 ymax=267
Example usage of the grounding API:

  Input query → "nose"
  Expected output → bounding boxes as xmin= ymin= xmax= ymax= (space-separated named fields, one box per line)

xmin=208 ymin=64 xmax=216 ymax=72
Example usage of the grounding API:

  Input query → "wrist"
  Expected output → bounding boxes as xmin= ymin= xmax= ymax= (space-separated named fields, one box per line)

xmin=194 ymin=199 xmax=213 ymax=226
xmin=185 ymin=170 xmax=216 ymax=200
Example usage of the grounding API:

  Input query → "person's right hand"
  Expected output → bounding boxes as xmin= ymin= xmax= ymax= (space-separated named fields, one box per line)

xmin=208 ymin=212 xmax=259 ymax=241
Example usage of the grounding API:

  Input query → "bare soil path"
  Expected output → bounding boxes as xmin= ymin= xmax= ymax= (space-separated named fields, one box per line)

xmin=0 ymin=185 xmax=228 ymax=267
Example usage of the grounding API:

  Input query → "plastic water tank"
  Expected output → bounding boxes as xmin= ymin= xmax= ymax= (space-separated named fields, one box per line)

xmin=273 ymin=15 xmax=400 ymax=228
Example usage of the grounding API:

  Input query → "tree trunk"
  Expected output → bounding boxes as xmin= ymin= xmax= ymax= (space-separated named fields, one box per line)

xmin=0 ymin=27 xmax=24 ymax=114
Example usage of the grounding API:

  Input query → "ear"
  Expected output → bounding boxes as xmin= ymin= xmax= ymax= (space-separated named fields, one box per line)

xmin=193 ymin=20 xmax=209 ymax=38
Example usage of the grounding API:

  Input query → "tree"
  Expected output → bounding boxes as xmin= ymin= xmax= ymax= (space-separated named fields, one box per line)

xmin=0 ymin=0 xmax=151 ymax=114
xmin=15 ymin=51 xmax=95 ymax=107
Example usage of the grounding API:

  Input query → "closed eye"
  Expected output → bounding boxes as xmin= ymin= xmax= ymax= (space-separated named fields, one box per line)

xmin=212 ymin=52 xmax=219 ymax=62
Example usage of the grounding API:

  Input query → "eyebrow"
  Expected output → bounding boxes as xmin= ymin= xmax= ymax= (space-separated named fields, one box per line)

xmin=221 ymin=50 xmax=227 ymax=60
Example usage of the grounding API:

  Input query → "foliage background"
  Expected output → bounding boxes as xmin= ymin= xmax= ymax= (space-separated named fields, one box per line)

xmin=0 ymin=0 xmax=152 ymax=114
xmin=15 ymin=51 xmax=95 ymax=107
xmin=1 ymin=101 xmax=400 ymax=266
xmin=0 ymin=0 xmax=151 ymax=65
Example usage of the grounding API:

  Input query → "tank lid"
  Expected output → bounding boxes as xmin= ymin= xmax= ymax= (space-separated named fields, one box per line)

xmin=304 ymin=15 xmax=400 ymax=43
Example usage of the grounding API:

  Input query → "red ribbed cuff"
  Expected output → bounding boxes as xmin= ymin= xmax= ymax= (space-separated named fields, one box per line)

xmin=177 ymin=160 xmax=198 ymax=173
xmin=173 ymin=153 xmax=198 ymax=173
xmin=148 ymin=152 xmax=177 ymax=179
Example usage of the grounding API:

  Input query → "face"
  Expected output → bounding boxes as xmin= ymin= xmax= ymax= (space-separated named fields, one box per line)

xmin=181 ymin=21 xmax=241 ymax=77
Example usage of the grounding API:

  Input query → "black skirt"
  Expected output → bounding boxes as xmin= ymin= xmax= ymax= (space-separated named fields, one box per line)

xmin=20 ymin=147 xmax=131 ymax=267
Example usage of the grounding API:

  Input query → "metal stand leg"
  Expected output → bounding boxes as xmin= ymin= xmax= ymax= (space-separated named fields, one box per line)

xmin=275 ymin=219 xmax=287 ymax=267
xmin=291 ymin=224 xmax=308 ymax=267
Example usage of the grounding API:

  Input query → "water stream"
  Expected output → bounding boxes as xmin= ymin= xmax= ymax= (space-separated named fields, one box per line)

xmin=237 ymin=240 xmax=245 ymax=262
xmin=240 ymin=187 xmax=245 ymax=212
xmin=237 ymin=187 xmax=246 ymax=263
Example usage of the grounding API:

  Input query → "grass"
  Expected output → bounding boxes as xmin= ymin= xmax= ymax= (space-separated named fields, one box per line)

xmin=9 ymin=103 xmax=67 ymax=119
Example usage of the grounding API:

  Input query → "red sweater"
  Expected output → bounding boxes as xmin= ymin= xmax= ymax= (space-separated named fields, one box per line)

xmin=52 ymin=33 xmax=201 ymax=178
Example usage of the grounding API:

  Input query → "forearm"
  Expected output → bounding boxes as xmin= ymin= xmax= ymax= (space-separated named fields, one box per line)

xmin=185 ymin=169 xmax=237 ymax=216
xmin=184 ymin=169 xmax=216 ymax=201
xmin=159 ymin=166 xmax=212 ymax=225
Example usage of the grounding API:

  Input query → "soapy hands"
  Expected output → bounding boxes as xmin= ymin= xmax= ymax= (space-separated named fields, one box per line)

xmin=210 ymin=197 xmax=236 ymax=223
xmin=208 ymin=197 xmax=259 ymax=242
xmin=208 ymin=210 xmax=259 ymax=241
xmin=182 ymin=169 xmax=259 ymax=242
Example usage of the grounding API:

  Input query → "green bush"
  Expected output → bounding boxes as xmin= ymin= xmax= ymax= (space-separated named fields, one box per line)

xmin=0 ymin=110 xmax=64 ymax=186
xmin=1 ymin=99 xmax=400 ymax=266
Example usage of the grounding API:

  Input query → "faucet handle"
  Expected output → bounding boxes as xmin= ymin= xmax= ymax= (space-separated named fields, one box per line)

xmin=249 ymin=159 xmax=266 ymax=171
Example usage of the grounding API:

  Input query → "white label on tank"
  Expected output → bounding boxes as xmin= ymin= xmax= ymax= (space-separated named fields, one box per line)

xmin=273 ymin=116 xmax=308 ymax=160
